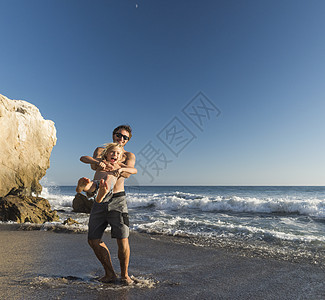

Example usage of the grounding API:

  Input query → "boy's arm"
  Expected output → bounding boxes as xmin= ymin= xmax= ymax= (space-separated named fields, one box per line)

xmin=91 ymin=147 xmax=104 ymax=170
xmin=119 ymin=152 xmax=136 ymax=178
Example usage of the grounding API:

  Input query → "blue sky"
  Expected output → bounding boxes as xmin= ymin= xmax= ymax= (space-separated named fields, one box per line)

xmin=1 ymin=0 xmax=324 ymax=186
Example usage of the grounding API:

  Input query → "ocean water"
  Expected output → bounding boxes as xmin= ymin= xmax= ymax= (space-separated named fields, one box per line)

xmin=39 ymin=185 xmax=325 ymax=265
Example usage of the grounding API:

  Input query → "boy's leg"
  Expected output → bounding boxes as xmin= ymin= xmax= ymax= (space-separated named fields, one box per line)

xmin=96 ymin=177 xmax=117 ymax=203
xmin=105 ymin=175 xmax=117 ymax=194
xmin=76 ymin=177 xmax=96 ymax=193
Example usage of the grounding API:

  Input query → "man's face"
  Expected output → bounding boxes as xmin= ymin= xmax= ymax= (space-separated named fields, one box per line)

xmin=113 ymin=129 xmax=130 ymax=147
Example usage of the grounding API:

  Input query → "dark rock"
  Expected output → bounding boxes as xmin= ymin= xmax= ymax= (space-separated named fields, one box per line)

xmin=0 ymin=195 xmax=59 ymax=223
xmin=72 ymin=193 xmax=93 ymax=213
xmin=63 ymin=217 xmax=79 ymax=225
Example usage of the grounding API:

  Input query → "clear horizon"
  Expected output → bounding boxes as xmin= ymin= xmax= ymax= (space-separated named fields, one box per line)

xmin=1 ymin=0 xmax=325 ymax=186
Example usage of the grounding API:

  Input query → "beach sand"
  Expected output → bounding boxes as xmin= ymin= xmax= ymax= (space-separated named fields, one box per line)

xmin=0 ymin=224 xmax=324 ymax=300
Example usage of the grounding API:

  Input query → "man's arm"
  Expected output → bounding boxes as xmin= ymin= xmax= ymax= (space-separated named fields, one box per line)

xmin=119 ymin=152 xmax=136 ymax=178
xmin=91 ymin=147 xmax=104 ymax=170
xmin=81 ymin=155 xmax=107 ymax=170
xmin=118 ymin=166 xmax=137 ymax=175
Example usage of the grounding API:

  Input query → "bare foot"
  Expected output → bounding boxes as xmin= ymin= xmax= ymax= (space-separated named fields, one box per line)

xmin=98 ymin=275 xmax=118 ymax=283
xmin=76 ymin=177 xmax=91 ymax=193
xmin=96 ymin=179 xmax=109 ymax=203
xmin=121 ymin=276 xmax=134 ymax=285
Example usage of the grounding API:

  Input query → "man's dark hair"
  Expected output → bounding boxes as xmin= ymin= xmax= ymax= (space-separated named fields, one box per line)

xmin=113 ymin=124 xmax=132 ymax=139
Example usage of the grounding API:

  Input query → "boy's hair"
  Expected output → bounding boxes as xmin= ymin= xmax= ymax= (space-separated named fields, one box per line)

xmin=113 ymin=124 xmax=132 ymax=139
xmin=101 ymin=143 xmax=123 ymax=160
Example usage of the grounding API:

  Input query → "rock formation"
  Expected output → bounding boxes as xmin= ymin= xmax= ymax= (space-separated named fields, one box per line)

xmin=63 ymin=217 xmax=80 ymax=225
xmin=0 ymin=195 xmax=59 ymax=223
xmin=0 ymin=94 xmax=57 ymax=197
xmin=0 ymin=94 xmax=58 ymax=224
xmin=72 ymin=193 xmax=94 ymax=213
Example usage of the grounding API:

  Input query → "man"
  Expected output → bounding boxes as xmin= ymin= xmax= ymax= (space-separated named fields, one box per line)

xmin=87 ymin=125 xmax=135 ymax=284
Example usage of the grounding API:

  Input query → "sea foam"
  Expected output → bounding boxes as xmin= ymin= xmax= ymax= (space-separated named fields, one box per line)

xmin=127 ymin=192 xmax=325 ymax=218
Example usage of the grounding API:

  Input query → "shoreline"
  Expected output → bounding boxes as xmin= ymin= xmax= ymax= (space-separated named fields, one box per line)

xmin=1 ymin=222 xmax=324 ymax=267
xmin=0 ymin=223 xmax=324 ymax=299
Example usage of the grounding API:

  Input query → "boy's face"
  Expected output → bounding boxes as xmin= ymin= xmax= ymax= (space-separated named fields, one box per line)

xmin=105 ymin=147 xmax=122 ymax=164
xmin=113 ymin=129 xmax=130 ymax=147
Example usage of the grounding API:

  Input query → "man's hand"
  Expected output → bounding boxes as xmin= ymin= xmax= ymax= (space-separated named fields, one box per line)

xmin=112 ymin=169 xmax=121 ymax=177
xmin=105 ymin=166 xmax=121 ymax=177
xmin=117 ymin=162 xmax=128 ymax=168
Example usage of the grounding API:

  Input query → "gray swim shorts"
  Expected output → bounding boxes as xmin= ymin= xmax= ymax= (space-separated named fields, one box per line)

xmin=88 ymin=192 xmax=129 ymax=240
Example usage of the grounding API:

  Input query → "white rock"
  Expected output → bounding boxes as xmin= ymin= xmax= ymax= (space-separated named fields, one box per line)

xmin=0 ymin=94 xmax=57 ymax=197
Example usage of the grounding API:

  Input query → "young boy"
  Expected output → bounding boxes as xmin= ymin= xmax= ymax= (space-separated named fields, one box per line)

xmin=76 ymin=143 xmax=137 ymax=203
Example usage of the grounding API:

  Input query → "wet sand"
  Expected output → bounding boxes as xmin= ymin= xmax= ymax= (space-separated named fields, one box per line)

xmin=0 ymin=224 xmax=324 ymax=299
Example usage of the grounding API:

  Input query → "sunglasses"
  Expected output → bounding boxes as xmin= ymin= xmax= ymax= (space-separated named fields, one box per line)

xmin=115 ymin=132 xmax=130 ymax=141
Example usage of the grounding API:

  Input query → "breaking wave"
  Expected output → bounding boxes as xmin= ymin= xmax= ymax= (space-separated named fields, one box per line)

xmin=127 ymin=191 xmax=325 ymax=218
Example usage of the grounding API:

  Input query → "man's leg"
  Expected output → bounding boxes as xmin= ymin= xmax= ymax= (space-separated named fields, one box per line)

xmin=88 ymin=239 xmax=117 ymax=283
xmin=117 ymin=238 xmax=132 ymax=284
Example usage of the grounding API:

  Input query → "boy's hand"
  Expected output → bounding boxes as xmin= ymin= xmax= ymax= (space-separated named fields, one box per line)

xmin=97 ymin=161 xmax=107 ymax=170
xmin=97 ymin=160 xmax=113 ymax=171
